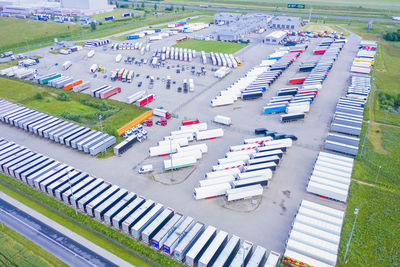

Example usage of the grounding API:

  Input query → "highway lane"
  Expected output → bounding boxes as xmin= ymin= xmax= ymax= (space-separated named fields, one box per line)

xmin=116 ymin=0 xmax=399 ymax=23
xmin=0 ymin=198 xmax=118 ymax=267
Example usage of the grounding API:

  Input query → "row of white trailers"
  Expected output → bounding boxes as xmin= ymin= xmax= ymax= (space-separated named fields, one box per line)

xmin=0 ymin=138 xmax=280 ymax=267
xmin=306 ymin=151 xmax=354 ymax=202
xmin=47 ymin=74 xmax=91 ymax=92
xmin=210 ymin=52 xmax=238 ymax=68
xmin=113 ymin=42 xmax=150 ymax=52
xmin=194 ymin=138 xmax=294 ymax=200
xmin=0 ymin=66 xmax=36 ymax=79
xmin=346 ymin=75 xmax=371 ymax=100
xmin=0 ymin=99 xmax=115 ymax=156
xmin=148 ymin=123 xmax=224 ymax=170
xmin=284 ymin=200 xmax=345 ymax=267
xmin=164 ymin=46 xmax=196 ymax=62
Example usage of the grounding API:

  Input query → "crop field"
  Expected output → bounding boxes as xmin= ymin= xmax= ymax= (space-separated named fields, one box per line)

xmin=0 ymin=77 xmax=148 ymax=137
xmin=173 ymin=39 xmax=247 ymax=53
xmin=167 ymin=0 xmax=400 ymax=17
xmin=0 ymin=224 xmax=68 ymax=267
xmin=0 ymin=17 xmax=81 ymax=52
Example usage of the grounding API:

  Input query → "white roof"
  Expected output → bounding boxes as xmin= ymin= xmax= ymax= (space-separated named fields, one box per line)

xmin=265 ymin=31 xmax=287 ymax=39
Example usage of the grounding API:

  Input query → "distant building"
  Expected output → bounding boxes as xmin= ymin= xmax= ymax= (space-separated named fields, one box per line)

xmin=212 ymin=13 xmax=273 ymax=42
xmin=271 ymin=16 xmax=302 ymax=30
xmin=61 ymin=0 xmax=109 ymax=10
xmin=264 ymin=31 xmax=287 ymax=44
xmin=214 ymin=12 xmax=242 ymax=25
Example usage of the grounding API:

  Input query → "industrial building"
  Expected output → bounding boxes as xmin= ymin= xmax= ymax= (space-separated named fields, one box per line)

xmin=213 ymin=12 xmax=242 ymax=25
xmin=271 ymin=16 xmax=302 ymax=30
xmin=0 ymin=0 xmax=114 ymax=15
xmin=212 ymin=13 xmax=273 ymax=42
xmin=264 ymin=31 xmax=288 ymax=44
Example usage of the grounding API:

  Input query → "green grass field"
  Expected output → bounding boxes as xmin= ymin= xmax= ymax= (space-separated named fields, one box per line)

xmin=166 ymin=0 xmax=400 ymax=17
xmin=0 ymin=77 xmax=148 ymax=137
xmin=0 ymin=224 xmax=68 ymax=267
xmin=0 ymin=17 xmax=81 ymax=52
xmin=329 ymin=20 xmax=400 ymax=267
xmin=173 ymin=39 xmax=247 ymax=53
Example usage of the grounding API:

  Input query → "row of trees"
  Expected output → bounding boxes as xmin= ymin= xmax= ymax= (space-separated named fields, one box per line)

xmin=383 ymin=29 xmax=400 ymax=41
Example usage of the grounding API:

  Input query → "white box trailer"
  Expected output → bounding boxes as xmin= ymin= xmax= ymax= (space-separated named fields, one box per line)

xmin=263 ymin=138 xmax=293 ymax=148
xmin=77 ymin=182 xmax=111 ymax=212
xmin=194 ymin=128 xmax=224 ymax=141
xmin=94 ymin=189 xmax=128 ymax=221
xmin=180 ymin=122 xmax=207 ymax=132
xmin=152 ymin=213 xmax=184 ymax=249
xmin=237 ymin=169 xmax=272 ymax=180
xmin=62 ymin=61 xmax=72 ymax=70
xmin=291 ymin=221 xmax=340 ymax=246
xmin=69 ymin=178 xmax=104 ymax=208
xmin=164 ymin=156 xmax=196 ymax=170
xmin=121 ymin=199 xmax=154 ymax=233
xmin=198 ymin=230 xmax=228 ymax=267
xmin=246 ymin=246 xmax=266 ymax=267
xmin=300 ymin=200 xmax=344 ymax=219
xmin=230 ymin=240 xmax=253 ymax=267
xmin=317 ymin=155 xmax=354 ymax=168
xmin=165 ymin=133 xmax=194 ymax=142
xmin=213 ymin=115 xmax=232 ymax=125
xmin=285 ymin=239 xmax=337 ymax=266
xmin=112 ymin=196 xmax=145 ymax=229
xmin=212 ymin=161 xmax=245 ymax=172
xmin=115 ymin=54 xmax=122 ymax=62
xmin=315 ymin=158 xmax=353 ymax=173
xmin=225 ymin=149 xmax=256 ymax=158
xmin=193 ymin=183 xmax=232 ymax=200
xmin=85 ymin=185 xmax=120 ymax=216
xmin=126 ymin=91 xmax=145 ymax=104
xmin=313 ymin=161 xmax=352 ymax=177
xmin=177 ymin=144 xmax=208 ymax=154
xmin=230 ymin=143 xmax=260 ymax=152
xmin=311 ymin=172 xmax=350 ymax=185
xmin=218 ymin=155 xmax=250 ymax=165
xmin=211 ymin=96 xmax=235 ymax=107
xmin=149 ymin=144 xmax=180 ymax=157
xmin=103 ymin=192 xmax=136 ymax=226
xmin=163 ymin=216 xmax=195 ymax=254
xmin=159 ymin=138 xmax=188 ymax=147
xmin=173 ymin=222 xmax=205 ymax=261
xmin=87 ymin=50 xmax=95 ymax=58
xmin=141 ymin=207 xmax=174 ymax=244
xmin=73 ymin=82 xmax=90 ymax=92
xmin=294 ymin=214 xmax=342 ymax=235
xmin=226 ymin=184 xmax=263 ymax=201
xmin=319 ymin=151 xmax=354 ymax=164
xmin=297 ymin=206 xmax=343 ymax=226
xmin=248 ymin=155 xmax=280 ymax=165
xmin=198 ymin=176 xmax=235 ymax=187
xmin=213 ymin=235 xmax=240 ymax=267
xmin=309 ymin=175 xmax=350 ymax=191
xmin=288 ymin=230 xmax=338 ymax=254
xmin=283 ymin=249 xmax=333 ymax=267
xmin=185 ymin=225 xmax=217 ymax=266
xmin=307 ymin=181 xmax=348 ymax=202
xmin=171 ymin=150 xmax=202 ymax=160
xmin=131 ymin=203 xmax=164 ymax=240
xmin=244 ymin=136 xmax=273 ymax=145
xmin=171 ymin=129 xmax=196 ymax=136
xmin=242 ymin=162 xmax=277 ymax=172
xmin=205 ymin=168 xmax=240 ymax=179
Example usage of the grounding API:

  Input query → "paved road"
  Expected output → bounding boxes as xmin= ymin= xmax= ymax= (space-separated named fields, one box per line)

xmin=0 ymin=196 xmax=121 ymax=267
xmin=116 ymin=0 xmax=399 ymax=23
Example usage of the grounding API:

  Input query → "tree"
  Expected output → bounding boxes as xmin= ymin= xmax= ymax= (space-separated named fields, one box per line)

xmin=141 ymin=1 xmax=145 ymax=8
xmin=116 ymin=2 xmax=119 ymax=8
xmin=182 ymin=5 xmax=185 ymax=11
xmin=90 ymin=21 xmax=96 ymax=31
xmin=170 ymin=4 xmax=174 ymax=11
xmin=154 ymin=4 xmax=157 ymax=10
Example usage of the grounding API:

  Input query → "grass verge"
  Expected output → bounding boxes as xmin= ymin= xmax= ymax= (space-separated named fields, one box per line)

xmin=0 ymin=172 xmax=184 ymax=267
xmin=0 ymin=224 xmax=68 ymax=267
xmin=173 ymin=39 xmax=247 ymax=53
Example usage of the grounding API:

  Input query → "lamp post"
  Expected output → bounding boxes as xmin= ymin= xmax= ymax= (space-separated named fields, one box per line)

xmin=343 ymin=208 xmax=359 ymax=262
xmin=374 ymin=165 xmax=382 ymax=186
xmin=170 ymin=138 xmax=174 ymax=182
xmin=359 ymin=121 xmax=370 ymax=160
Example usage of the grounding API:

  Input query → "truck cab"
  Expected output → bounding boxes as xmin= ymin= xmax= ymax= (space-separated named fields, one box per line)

xmin=138 ymin=164 xmax=153 ymax=173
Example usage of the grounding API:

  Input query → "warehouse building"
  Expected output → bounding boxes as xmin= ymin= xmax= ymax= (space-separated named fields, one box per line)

xmin=271 ymin=16 xmax=302 ymax=30
xmin=214 ymin=12 xmax=242 ymax=25
xmin=264 ymin=31 xmax=287 ymax=44
xmin=212 ymin=13 xmax=273 ymax=42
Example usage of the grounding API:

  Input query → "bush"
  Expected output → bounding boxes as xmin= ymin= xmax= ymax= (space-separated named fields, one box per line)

xmin=90 ymin=21 xmax=97 ymax=31
xmin=61 ymin=112 xmax=82 ymax=123
xmin=378 ymin=91 xmax=400 ymax=111
xmin=35 ymin=92 xmax=43 ymax=100
xmin=56 ymin=92 xmax=71 ymax=101
xmin=383 ymin=30 xmax=400 ymax=41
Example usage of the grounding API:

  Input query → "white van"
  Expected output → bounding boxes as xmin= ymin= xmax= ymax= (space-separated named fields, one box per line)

xmin=138 ymin=164 xmax=153 ymax=173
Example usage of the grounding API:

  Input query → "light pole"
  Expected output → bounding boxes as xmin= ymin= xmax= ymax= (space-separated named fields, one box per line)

xmin=67 ymin=169 xmax=78 ymax=216
xmin=374 ymin=165 xmax=382 ymax=186
xmin=343 ymin=208 xmax=359 ymax=262
xmin=241 ymin=244 xmax=248 ymax=267
xmin=169 ymin=138 xmax=174 ymax=182
xmin=98 ymin=114 xmax=106 ymax=156
xmin=359 ymin=121 xmax=370 ymax=160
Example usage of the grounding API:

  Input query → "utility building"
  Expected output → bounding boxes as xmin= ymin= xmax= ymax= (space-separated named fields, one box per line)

xmin=264 ymin=31 xmax=288 ymax=44
xmin=271 ymin=16 xmax=302 ymax=30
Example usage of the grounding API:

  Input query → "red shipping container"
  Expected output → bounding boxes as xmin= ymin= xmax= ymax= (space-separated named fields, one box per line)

xmin=181 ymin=119 xmax=200 ymax=125
xmin=289 ymin=77 xmax=306 ymax=84
xmin=138 ymin=94 xmax=155 ymax=107
xmin=101 ymin=87 xmax=121 ymax=99
xmin=313 ymin=50 xmax=326 ymax=55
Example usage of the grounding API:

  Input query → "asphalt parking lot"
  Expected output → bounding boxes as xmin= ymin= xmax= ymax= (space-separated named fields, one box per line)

xmin=0 ymin=27 xmax=362 ymax=254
